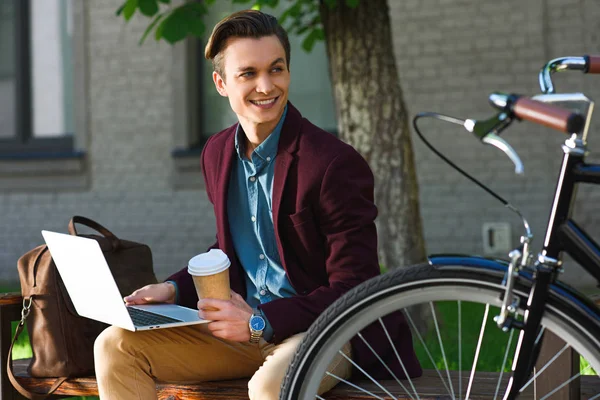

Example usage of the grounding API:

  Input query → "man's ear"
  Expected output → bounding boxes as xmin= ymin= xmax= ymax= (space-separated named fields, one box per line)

xmin=213 ymin=71 xmax=228 ymax=97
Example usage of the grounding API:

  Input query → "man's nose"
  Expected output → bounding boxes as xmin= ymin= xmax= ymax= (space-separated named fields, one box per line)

xmin=256 ymin=74 xmax=274 ymax=94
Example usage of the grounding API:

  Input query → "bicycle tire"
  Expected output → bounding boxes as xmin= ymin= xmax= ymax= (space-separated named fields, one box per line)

xmin=280 ymin=262 xmax=600 ymax=400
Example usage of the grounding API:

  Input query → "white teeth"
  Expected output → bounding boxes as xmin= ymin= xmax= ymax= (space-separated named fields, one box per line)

xmin=253 ymin=98 xmax=276 ymax=105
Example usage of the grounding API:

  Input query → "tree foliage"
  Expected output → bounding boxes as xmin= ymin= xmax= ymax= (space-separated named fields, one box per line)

xmin=116 ymin=0 xmax=359 ymax=51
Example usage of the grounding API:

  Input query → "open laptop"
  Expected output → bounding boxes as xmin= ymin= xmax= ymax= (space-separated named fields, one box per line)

xmin=41 ymin=230 xmax=208 ymax=331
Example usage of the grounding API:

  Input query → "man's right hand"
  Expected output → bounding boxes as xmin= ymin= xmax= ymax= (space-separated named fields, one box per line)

xmin=124 ymin=282 xmax=176 ymax=305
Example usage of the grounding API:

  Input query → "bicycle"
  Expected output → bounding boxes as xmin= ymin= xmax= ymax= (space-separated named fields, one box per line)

xmin=280 ymin=56 xmax=600 ymax=400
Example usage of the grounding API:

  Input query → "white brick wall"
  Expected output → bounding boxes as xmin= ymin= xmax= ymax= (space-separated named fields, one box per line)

xmin=2 ymin=0 xmax=600 ymax=294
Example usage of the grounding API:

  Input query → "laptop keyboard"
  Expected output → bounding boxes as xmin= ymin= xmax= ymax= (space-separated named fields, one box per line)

xmin=127 ymin=307 xmax=182 ymax=326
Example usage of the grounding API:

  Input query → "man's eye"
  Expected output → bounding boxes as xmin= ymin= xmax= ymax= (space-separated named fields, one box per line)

xmin=240 ymin=71 xmax=254 ymax=78
xmin=271 ymin=67 xmax=283 ymax=73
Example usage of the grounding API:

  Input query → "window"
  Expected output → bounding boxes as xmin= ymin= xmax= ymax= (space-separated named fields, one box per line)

xmin=0 ymin=0 xmax=75 ymax=155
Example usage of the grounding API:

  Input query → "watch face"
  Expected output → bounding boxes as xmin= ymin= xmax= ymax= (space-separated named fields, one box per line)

xmin=250 ymin=315 xmax=266 ymax=331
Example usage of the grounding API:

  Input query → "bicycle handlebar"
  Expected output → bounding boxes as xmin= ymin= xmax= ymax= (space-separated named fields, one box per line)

xmin=539 ymin=55 xmax=600 ymax=93
xmin=489 ymin=93 xmax=585 ymax=134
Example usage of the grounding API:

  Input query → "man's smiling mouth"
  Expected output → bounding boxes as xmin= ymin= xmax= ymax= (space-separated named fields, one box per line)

xmin=250 ymin=97 xmax=278 ymax=106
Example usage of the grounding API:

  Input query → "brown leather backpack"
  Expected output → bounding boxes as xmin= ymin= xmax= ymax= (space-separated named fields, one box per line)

xmin=8 ymin=216 xmax=158 ymax=399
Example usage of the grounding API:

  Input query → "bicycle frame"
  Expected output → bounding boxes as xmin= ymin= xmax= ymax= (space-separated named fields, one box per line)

xmin=540 ymin=143 xmax=600 ymax=284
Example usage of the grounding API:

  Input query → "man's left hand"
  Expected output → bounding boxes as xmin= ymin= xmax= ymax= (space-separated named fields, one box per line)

xmin=197 ymin=290 xmax=254 ymax=342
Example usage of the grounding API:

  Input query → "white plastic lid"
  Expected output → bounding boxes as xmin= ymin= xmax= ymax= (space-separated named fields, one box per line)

xmin=188 ymin=249 xmax=230 ymax=276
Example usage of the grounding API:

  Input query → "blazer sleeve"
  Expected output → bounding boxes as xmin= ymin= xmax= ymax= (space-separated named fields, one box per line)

xmin=258 ymin=148 xmax=379 ymax=343
xmin=164 ymin=136 xmax=220 ymax=308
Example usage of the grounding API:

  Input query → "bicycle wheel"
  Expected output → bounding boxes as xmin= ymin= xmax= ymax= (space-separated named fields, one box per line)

xmin=280 ymin=260 xmax=600 ymax=400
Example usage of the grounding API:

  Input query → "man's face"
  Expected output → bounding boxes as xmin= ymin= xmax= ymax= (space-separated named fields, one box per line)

xmin=213 ymin=35 xmax=290 ymax=132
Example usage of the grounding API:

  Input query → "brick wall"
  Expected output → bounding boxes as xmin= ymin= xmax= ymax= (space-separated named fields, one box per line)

xmin=389 ymin=0 xmax=600 ymax=291
xmin=1 ymin=0 xmax=599 ymax=294
xmin=0 ymin=0 xmax=217 ymax=283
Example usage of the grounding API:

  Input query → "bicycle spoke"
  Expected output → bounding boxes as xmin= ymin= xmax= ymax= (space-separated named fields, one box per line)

xmin=379 ymin=317 xmax=421 ymax=400
xmin=458 ymin=300 xmax=462 ymax=400
xmin=494 ymin=328 xmax=515 ymax=400
xmin=403 ymin=309 xmax=452 ymax=398
xmin=336 ymin=350 xmax=399 ymax=399
xmin=538 ymin=364 xmax=592 ymax=400
xmin=589 ymin=392 xmax=600 ymax=400
xmin=465 ymin=303 xmax=490 ymax=400
xmin=519 ymin=343 xmax=570 ymax=392
xmin=357 ymin=332 xmax=414 ymax=399
xmin=324 ymin=371 xmax=386 ymax=400
xmin=430 ymin=302 xmax=456 ymax=400
xmin=316 ymin=396 xmax=325 ymax=400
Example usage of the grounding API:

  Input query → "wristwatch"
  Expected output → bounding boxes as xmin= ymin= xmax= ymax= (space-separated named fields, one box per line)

xmin=249 ymin=312 xmax=266 ymax=343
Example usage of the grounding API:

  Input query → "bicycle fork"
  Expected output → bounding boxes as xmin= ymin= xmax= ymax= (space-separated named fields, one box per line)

xmin=502 ymin=261 xmax=557 ymax=400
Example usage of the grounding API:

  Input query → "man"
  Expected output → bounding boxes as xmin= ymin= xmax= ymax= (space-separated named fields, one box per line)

xmin=94 ymin=9 xmax=420 ymax=400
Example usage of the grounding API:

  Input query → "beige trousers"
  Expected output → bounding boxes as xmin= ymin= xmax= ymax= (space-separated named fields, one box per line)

xmin=94 ymin=324 xmax=352 ymax=400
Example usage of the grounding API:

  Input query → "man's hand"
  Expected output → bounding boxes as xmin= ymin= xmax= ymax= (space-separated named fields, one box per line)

xmin=124 ymin=282 xmax=176 ymax=305
xmin=198 ymin=291 xmax=254 ymax=342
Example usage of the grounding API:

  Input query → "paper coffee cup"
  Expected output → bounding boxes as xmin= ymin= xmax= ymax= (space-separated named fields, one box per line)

xmin=188 ymin=249 xmax=231 ymax=309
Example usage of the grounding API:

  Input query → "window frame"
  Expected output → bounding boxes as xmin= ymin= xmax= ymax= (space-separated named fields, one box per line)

xmin=0 ymin=0 xmax=74 ymax=156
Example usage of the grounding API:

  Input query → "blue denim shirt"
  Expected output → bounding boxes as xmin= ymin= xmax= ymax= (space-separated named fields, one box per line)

xmin=227 ymin=106 xmax=296 ymax=341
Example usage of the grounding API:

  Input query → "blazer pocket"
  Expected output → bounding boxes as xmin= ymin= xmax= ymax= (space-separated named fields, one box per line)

xmin=283 ymin=208 xmax=326 ymax=275
xmin=288 ymin=207 xmax=314 ymax=227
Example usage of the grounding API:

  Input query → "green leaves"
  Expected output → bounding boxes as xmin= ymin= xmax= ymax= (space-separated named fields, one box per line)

xmin=116 ymin=0 xmax=357 ymax=50
xmin=118 ymin=0 xmax=139 ymax=21
xmin=323 ymin=0 xmax=337 ymax=9
xmin=302 ymin=28 xmax=324 ymax=52
xmin=139 ymin=12 xmax=166 ymax=44
xmin=117 ymin=0 xmax=208 ymax=45
xmin=274 ymin=0 xmax=324 ymax=53
xmin=157 ymin=2 xmax=208 ymax=44
xmin=139 ymin=0 xmax=159 ymax=16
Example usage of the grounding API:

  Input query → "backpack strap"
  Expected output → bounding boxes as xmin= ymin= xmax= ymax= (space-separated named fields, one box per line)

xmin=7 ymin=296 xmax=68 ymax=400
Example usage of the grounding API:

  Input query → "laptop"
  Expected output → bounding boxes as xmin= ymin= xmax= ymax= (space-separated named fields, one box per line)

xmin=41 ymin=230 xmax=208 ymax=331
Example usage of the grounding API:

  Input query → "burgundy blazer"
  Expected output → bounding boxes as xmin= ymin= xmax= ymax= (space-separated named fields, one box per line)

xmin=167 ymin=103 xmax=421 ymax=379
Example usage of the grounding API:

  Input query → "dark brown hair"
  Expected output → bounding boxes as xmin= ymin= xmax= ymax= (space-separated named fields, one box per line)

xmin=205 ymin=10 xmax=291 ymax=80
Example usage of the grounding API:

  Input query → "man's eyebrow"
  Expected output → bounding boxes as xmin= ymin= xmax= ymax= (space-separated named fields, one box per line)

xmin=236 ymin=58 xmax=285 ymax=72
xmin=237 ymin=66 xmax=256 ymax=73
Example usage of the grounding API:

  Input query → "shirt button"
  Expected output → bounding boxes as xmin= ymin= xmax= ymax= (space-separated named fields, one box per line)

xmin=251 ymin=216 xmax=256 ymax=222
xmin=259 ymin=254 xmax=265 ymax=260
xmin=259 ymin=289 xmax=267 ymax=296
xmin=250 ymin=176 xmax=256 ymax=182
xmin=266 ymin=157 xmax=271 ymax=162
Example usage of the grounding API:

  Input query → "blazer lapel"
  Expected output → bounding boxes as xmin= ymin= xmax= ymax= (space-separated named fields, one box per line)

xmin=272 ymin=103 xmax=301 ymax=249
xmin=272 ymin=152 xmax=292 ymax=233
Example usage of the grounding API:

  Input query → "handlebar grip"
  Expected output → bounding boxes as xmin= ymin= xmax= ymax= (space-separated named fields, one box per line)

xmin=584 ymin=55 xmax=600 ymax=74
xmin=512 ymin=97 xmax=585 ymax=134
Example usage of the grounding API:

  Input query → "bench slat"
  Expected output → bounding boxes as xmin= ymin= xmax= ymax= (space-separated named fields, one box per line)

xmin=0 ymin=293 xmax=22 ymax=306
xmin=11 ymin=359 xmax=600 ymax=399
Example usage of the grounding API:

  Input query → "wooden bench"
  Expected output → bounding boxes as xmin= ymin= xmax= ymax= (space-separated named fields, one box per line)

xmin=0 ymin=293 xmax=598 ymax=399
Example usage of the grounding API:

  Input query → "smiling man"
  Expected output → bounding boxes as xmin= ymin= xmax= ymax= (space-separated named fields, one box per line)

xmin=93 ymin=10 xmax=420 ymax=400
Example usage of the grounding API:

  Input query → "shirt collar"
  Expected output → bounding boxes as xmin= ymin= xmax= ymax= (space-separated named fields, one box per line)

xmin=234 ymin=104 xmax=288 ymax=161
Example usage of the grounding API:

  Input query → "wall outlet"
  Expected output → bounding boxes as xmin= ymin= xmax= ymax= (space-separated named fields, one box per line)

xmin=482 ymin=222 xmax=512 ymax=255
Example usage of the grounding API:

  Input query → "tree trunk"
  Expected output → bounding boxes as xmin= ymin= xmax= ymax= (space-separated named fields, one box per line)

xmin=320 ymin=0 xmax=427 ymax=269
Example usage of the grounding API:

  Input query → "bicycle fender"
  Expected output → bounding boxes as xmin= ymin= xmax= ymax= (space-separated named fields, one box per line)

xmin=428 ymin=254 xmax=600 ymax=331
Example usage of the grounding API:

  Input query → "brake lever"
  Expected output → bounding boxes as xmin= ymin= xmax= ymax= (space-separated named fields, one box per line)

xmin=463 ymin=113 xmax=524 ymax=174
xmin=482 ymin=134 xmax=524 ymax=174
